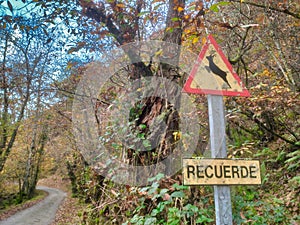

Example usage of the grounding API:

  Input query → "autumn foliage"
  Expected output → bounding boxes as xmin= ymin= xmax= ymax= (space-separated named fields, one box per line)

xmin=0 ymin=0 xmax=299 ymax=224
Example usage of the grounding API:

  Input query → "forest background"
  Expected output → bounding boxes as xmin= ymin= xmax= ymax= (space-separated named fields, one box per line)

xmin=0 ymin=0 xmax=299 ymax=224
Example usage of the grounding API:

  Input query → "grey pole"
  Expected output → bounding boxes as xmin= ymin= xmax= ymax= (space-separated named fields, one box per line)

xmin=207 ymin=94 xmax=233 ymax=225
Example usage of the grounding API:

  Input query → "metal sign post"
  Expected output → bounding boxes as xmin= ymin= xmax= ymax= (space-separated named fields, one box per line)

xmin=182 ymin=34 xmax=253 ymax=225
xmin=207 ymin=94 xmax=232 ymax=225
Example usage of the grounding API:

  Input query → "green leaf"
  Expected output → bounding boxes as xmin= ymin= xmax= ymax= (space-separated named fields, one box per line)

xmin=169 ymin=220 xmax=180 ymax=225
xmin=290 ymin=175 xmax=300 ymax=184
xmin=166 ymin=27 xmax=174 ymax=33
xmin=130 ymin=214 xmax=144 ymax=223
xmin=159 ymin=188 xmax=169 ymax=196
xmin=144 ymin=217 xmax=156 ymax=225
xmin=137 ymin=132 xmax=145 ymax=139
xmin=157 ymin=201 xmax=167 ymax=211
xmin=139 ymin=186 xmax=149 ymax=192
xmin=148 ymin=173 xmax=164 ymax=182
xmin=210 ymin=4 xmax=219 ymax=12
xmin=196 ymin=215 xmax=214 ymax=223
xmin=151 ymin=209 xmax=159 ymax=217
xmin=171 ymin=17 xmax=180 ymax=22
xmin=151 ymin=201 xmax=167 ymax=216
xmin=184 ymin=203 xmax=198 ymax=213
xmin=137 ymin=11 xmax=150 ymax=17
xmin=172 ymin=183 xmax=188 ymax=190
xmin=171 ymin=191 xmax=185 ymax=198
xmin=286 ymin=150 xmax=300 ymax=158
xmin=210 ymin=1 xmax=230 ymax=12
xmin=111 ymin=143 xmax=119 ymax=149
xmin=143 ymin=139 xmax=151 ymax=148
xmin=139 ymin=124 xmax=147 ymax=129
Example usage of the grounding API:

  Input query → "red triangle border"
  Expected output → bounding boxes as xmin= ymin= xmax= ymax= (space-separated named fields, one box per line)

xmin=183 ymin=34 xmax=250 ymax=97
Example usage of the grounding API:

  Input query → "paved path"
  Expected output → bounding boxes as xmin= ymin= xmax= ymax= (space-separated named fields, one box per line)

xmin=0 ymin=186 xmax=66 ymax=225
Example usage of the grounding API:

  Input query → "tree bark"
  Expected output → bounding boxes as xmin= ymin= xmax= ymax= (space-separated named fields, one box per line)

xmin=80 ymin=0 xmax=186 ymax=182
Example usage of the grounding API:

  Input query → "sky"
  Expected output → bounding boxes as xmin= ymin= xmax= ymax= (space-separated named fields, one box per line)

xmin=0 ymin=0 xmax=36 ymax=17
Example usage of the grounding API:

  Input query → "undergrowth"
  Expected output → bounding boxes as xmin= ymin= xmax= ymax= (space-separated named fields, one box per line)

xmin=77 ymin=168 xmax=299 ymax=224
xmin=0 ymin=189 xmax=47 ymax=219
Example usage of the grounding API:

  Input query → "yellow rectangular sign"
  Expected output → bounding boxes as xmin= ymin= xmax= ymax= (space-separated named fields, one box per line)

xmin=183 ymin=159 xmax=261 ymax=185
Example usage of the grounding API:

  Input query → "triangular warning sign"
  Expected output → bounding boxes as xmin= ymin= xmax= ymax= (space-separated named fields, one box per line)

xmin=183 ymin=35 xmax=250 ymax=97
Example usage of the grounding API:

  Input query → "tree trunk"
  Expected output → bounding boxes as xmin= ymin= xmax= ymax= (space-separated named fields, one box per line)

xmin=22 ymin=72 xmax=47 ymax=198
xmin=0 ymin=35 xmax=33 ymax=172
xmin=80 ymin=0 xmax=186 ymax=183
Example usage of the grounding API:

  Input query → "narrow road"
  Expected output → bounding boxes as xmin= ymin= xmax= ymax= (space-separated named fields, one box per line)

xmin=0 ymin=186 xmax=66 ymax=225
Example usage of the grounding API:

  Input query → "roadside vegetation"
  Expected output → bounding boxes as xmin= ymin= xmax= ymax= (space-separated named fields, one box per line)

xmin=0 ymin=0 xmax=299 ymax=224
xmin=0 ymin=189 xmax=47 ymax=220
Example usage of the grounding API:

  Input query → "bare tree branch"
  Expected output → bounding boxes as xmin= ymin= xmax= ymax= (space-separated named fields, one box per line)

xmin=231 ymin=0 xmax=300 ymax=19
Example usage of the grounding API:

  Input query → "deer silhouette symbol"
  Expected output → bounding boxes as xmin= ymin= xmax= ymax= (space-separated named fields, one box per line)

xmin=206 ymin=54 xmax=231 ymax=88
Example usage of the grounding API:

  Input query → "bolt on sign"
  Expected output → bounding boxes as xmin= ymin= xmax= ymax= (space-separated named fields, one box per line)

xmin=183 ymin=159 xmax=261 ymax=185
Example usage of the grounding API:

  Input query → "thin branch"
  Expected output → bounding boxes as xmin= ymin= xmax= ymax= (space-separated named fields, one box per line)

xmin=80 ymin=1 xmax=124 ymax=45
xmin=231 ymin=0 xmax=300 ymax=19
xmin=242 ymin=110 xmax=298 ymax=146
xmin=229 ymin=27 xmax=252 ymax=65
xmin=229 ymin=120 xmax=259 ymax=138
xmin=255 ymin=33 xmax=293 ymax=86
xmin=0 ymin=34 xmax=9 ymax=151
xmin=80 ymin=1 xmax=152 ymax=78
